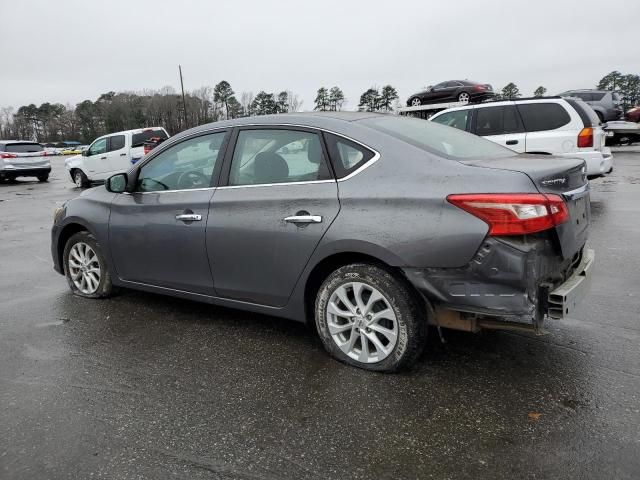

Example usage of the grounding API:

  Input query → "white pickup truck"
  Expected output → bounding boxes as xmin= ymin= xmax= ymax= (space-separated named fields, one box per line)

xmin=65 ymin=127 xmax=169 ymax=188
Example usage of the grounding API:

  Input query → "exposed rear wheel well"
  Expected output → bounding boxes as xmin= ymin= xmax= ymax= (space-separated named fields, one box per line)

xmin=57 ymin=223 xmax=89 ymax=270
xmin=303 ymin=252 xmax=426 ymax=326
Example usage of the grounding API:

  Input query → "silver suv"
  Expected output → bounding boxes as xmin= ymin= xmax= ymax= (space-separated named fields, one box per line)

xmin=558 ymin=89 xmax=622 ymax=122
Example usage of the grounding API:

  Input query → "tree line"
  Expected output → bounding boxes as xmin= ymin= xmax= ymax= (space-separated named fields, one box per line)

xmin=1 ymin=71 xmax=638 ymax=144
xmin=495 ymin=71 xmax=640 ymax=109
xmin=0 ymin=81 xmax=303 ymax=144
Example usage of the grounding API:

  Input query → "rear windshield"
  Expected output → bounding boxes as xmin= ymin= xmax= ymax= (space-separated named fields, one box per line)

xmin=4 ymin=143 xmax=44 ymax=153
xmin=131 ymin=129 xmax=168 ymax=148
xmin=360 ymin=116 xmax=513 ymax=160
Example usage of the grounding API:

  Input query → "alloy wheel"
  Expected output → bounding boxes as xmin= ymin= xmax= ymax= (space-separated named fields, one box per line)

xmin=74 ymin=171 xmax=83 ymax=188
xmin=68 ymin=242 xmax=101 ymax=294
xmin=411 ymin=98 xmax=421 ymax=106
xmin=458 ymin=92 xmax=470 ymax=103
xmin=326 ymin=281 xmax=398 ymax=364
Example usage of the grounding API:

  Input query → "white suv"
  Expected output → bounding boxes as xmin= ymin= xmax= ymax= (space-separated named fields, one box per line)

xmin=430 ymin=97 xmax=613 ymax=178
xmin=65 ymin=127 xmax=169 ymax=188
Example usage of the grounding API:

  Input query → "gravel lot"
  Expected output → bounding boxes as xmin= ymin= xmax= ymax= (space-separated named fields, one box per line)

xmin=1 ymin=152 xmax=639 ymax=479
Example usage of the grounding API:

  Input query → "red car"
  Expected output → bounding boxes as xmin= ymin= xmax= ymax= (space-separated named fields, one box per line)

xmin=625 ymin=106 xmax=640 ymax=123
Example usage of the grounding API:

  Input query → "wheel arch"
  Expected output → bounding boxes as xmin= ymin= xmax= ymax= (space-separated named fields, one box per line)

xmin=302 ymin=249 xmax=427 ymax=326
xmin=56 ymin=220 xmax=95 ymax=272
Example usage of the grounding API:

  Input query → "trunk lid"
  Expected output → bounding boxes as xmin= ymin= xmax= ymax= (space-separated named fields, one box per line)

xmin=461 ymin=154 xmax=590 ymax=259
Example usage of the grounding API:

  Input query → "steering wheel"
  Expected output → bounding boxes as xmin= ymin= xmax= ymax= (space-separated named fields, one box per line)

xmin=140 ymin=178 xmax=170 ymax=191
xmin=177 ymin=170 xmax=210 ymax=189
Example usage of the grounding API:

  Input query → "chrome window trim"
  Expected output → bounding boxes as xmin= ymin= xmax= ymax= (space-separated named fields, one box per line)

xmin=129 ymin=123 xmax=380 ymax=193
xmin=218 ymin=123 xmax=380 ymax=189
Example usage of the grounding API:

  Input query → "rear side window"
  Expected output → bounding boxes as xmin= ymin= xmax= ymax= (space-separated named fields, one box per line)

xmin=228 ymin=129 xmax=332 ymax=186
xmin=591 ymin=92 xmax=606 ymax=101
xmin=324 ymin=134 xmax=375 ymax=178
xmin=109 ymin=135 xmax=125 ymax=151
xmin=517 ymin=103 xmax=571 ymax=132
xmin=431 ymin=110 xmax=469 ymax=131
xmin=5 ymin=143 xmax=43 ymax=153
xmin=131 ymin=129 xmax=169 ymax=148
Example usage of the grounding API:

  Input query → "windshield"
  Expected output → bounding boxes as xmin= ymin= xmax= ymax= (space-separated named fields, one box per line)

xmin=5 ymin=143 xmax=44 ymax=153
xmin=132 ymin=129 xmax=169 ymax=148
xmin=360 ymin=115 xmax=514 ymax=160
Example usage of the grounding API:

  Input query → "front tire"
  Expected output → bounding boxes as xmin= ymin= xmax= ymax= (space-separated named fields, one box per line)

xmin=63 ymin=231 xmax=113 ymax=298
xmin=315 ymin=263 xmax=427 ymax=372
xmin=409 ymin=97 xmax=422 ymax=107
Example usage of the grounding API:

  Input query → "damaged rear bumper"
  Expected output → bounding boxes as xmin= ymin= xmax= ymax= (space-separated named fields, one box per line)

xmin=403 ymin=237 xmax=593 ymax=328
xmin=547 ymin=249 xmax=594 ymax=319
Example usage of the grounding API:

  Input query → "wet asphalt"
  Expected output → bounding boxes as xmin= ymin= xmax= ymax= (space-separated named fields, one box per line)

xmin=1 ymin=152 xmax=639 ymax=480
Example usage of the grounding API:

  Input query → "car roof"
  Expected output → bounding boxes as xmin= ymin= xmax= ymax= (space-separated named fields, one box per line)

xmin=185 ymin=111 xmax=386 ymax=134
xmin=562 ymin=89 xmax=610 ymax=94
xmin=430 ymin=96 xmax=567 ymax=115
xmin=0 ymin=140 xmax=41 ymax=144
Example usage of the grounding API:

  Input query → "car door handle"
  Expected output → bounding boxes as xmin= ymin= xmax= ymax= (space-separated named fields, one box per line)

xmin=119 ymin=153 xmax=127 ymax=156
xmin=284 ymin=215 xmax=322 ymax=224
xmin=100 ymin=156 xmax=107 ymax=159
xmin=506 ymin=140 xmax=519 ymax=145
xmin=175 ymin=214 xmax=202 ymax=222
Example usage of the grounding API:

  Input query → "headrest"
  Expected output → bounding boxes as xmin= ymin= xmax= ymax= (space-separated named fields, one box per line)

xmin=307 ymin=137 xmax=323 ymax=164
xmin=254 ymin=152 xmax=289 ymax=183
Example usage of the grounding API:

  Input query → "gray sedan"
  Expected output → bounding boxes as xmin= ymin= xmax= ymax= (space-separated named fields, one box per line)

xmin=51 ymin=112 xmax=593 ymax=372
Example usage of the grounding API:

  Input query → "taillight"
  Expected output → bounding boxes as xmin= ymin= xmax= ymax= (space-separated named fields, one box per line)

xmin=474 ymin=85 xmax=486 ymax=91
xmin=41 ymin=151 xmax=48 ymax=156
xmin=447 ymin=193 xmax=569 ymax=236
xmin=577 ymin=127 xmax=593 ymax=148
xmin=1 ymin=153 xmax=17 ymax=158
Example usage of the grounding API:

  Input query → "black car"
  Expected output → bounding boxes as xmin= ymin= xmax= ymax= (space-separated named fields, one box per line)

xmin=407 ymin=80 xmax=495 ymax=106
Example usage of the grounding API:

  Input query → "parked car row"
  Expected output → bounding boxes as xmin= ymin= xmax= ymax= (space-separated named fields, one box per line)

xmin=430 ymin=96 xmax=613 ymax=178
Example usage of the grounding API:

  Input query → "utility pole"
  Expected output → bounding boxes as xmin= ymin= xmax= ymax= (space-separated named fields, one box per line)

xmin=179 ymin=65 xmax=188 ymax=129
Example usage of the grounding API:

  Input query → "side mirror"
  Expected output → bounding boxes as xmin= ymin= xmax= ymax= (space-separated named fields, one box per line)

xmin=106 ymin=173 xmax=128 ymax=193
xmin=82 ymin=149 xmax=89 ymax=156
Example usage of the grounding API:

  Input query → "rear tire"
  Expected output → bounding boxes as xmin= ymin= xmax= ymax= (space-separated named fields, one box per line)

xmin=63 ymin=231 xmax=113 ymax=299
xmin=73 ymin=169 xmax=90 ymax=188
xmin=315 ymin=263 xmax=427 ymax=372
xmin=37 ymin=174 xmax=49 ymax=182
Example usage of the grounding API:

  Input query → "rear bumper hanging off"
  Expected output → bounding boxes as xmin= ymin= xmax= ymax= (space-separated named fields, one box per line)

xmin=547 ymin=249 xmax=594 ymax=319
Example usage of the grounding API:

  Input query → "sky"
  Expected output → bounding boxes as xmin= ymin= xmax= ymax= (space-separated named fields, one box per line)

xmin=1 ymin=0 xmax=638 ymax=111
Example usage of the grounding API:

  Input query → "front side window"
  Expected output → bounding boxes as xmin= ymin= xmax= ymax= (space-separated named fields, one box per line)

xmin=431 ymin=110 xmax=469 ymax=131
xmin=517 ymin=103 xmax=571 ymax=132
xmin=228 ymin=129 xmax=332 ymax=186
xmin=109 ymin=135 xmax=125 ymax=151
xmin=88 ymin=138 xmax=107 ymax=156
xmin=137 ymin=132 xmax=226 ymax=192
